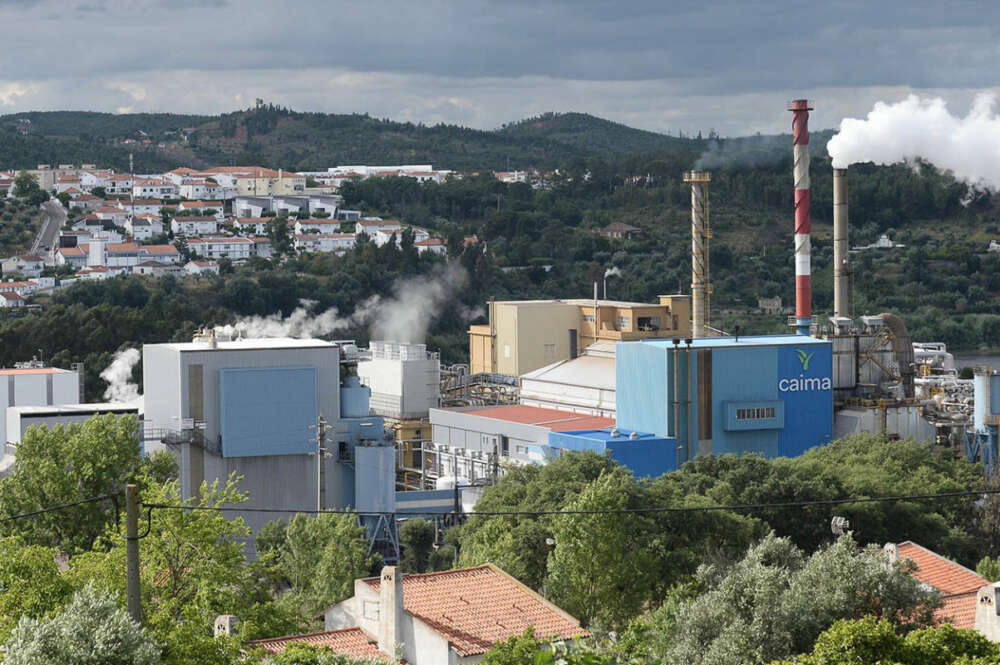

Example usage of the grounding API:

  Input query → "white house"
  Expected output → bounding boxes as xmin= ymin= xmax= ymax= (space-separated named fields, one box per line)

xmin=171 ymin=216 xmax=220 ymax=236
xmin=133 ymin=178 xmax=179 ymax=199
xmin=105 ymin=174 xmax=134 ymax=195
xmin=184 ymin=260 xmax=220 ymax=275
xmin=55 ymin=247 xmax=89 ymax=269
xmin=415 ymin=237 xmax=447 ymax=255
xmin=294 ymin=218 xmax=341 ymax=234
xmin=133 ymin=261 xmax=183 ymax=277
xmin=371 ymin=225 xmax=429 ymax=248
xmin=79 ymin=170 xmax=111 ymax=190
xmin=104 ymin=242 xmax=181 ymax=267
xmin=252 ymin=237 xmax=274 ymax=259
xmin=294 ymin=233 xmax=356 ymax=254
xmin=115 ymin=199 xmax=164 ymax=216
xmin=232 ymin=217 xmax=270 ymax=236
xmin=1 ymin=254 xmax=44 ymax=278
xmin=185 ymin=237 xmax=254 ymax=261
xmin=176 ymin=201 xmax=225 ymax=221
xmin=0 ymin=280 xmax=42 ymax=297
xmin=355 ymin=219 xmax=403 ymax=240
xmin=126 ymin=215 xmax=165 ymax=241
xmin=178 ymin=180 xmax=224 ymax=200
xmin=253 ymin=565 xmax=589 ymax=665
xmin=93 ymin=206 xmax=130 ymax=227
xmin=0 ymin=292 xmax=24 ymax=308
xmin=54 ymin=176 xmax=83 ymax=194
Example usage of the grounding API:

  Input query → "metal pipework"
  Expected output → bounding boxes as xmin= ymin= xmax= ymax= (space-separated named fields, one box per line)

xmin=833 ymin=167 xmax=850 ymax=319
xmin=684 ymin=171 xmax=712 ymax=338
xmin=788 ymin=99 xmax=813 ymax=336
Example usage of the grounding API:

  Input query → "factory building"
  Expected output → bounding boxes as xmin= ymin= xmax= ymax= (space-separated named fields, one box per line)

xmin=141 ymin=334 xmax=389 ymax=548
xmin=468 ymin=295 xmax=691 ymax=376
xmin=357 ymin=342 xmax=440 ymax=420
xmin=518 ymin=342 xmax=616 ymax=418
xmin=5 ymin=402 xmax=139 ymax=446
xmin=1 ymin=366 xmax=81 ymax=445
xmin=616 ymin=336 xmax=833 ymax=465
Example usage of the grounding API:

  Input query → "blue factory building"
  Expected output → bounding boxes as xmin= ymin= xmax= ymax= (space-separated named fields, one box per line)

xmin=615 ymin=335 xmax=833 ymax=468
xmin=547 ymin=428 xmax=677 ymax=478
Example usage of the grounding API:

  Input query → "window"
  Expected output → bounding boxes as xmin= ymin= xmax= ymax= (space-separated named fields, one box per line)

xmin=736 ymin=407 xmax=776 ymax=421
xmin=544 ymin=343 xmax=557 ymax=358
xmin=501 ymin=435 xmax=509 ymax=457
xmin=637 ymin=316 xmax=661 ymax=331
xmin=515 ymin=444 xmax=527 ymax=454
xmin=617 ymin=316 xmax=630 ymax=329
xmin=582 ymin=314 xmax=595 ymax=322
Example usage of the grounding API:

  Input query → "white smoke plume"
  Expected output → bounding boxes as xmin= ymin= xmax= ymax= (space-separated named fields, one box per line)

xmin=604 ymin=266 xmax=622 ymax=279
xmin=827 ymin=93 xmax=1000 ymax=187
xmin=101 ymin=348 xmax=141 ymax=403
xmin=215 ymin=298 xmax=369 ymax=340
xmin=215 ymin=265 xmax=473 ymax=345
xmin=369 ymin=264 xmax=469 ymax=344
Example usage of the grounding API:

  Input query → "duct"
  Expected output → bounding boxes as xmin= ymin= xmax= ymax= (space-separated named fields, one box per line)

xmin=684 ymin=171 xmax=712 ymax=337
xmin=833 ymin=168 xmax=850 ymax=318
xmin=878 ymin=312 xmax=915 ymax=398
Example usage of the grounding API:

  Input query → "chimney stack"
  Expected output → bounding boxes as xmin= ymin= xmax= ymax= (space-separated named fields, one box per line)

xmin=788 ymin=99 xmax=813 ymax=336
xmin=683 ymin=171 xmax=712 ymax=338
xmin=833 ymin=167 xmax=851 ymax=319
xmin=378 ymin=566 xmax=403 ymax=655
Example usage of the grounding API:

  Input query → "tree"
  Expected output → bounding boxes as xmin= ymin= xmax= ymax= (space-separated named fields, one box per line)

xmin=68 ymin=475 xmax=300 ymax=665
xmin=657 ymin=533 xmax=940 ymax=665
xmin=977 ymin=555 xmax=1000 ymax=582
xmin=276 ymin=512 xmax=374 ymax=619
xmin=3 ymin=584 xmax=162 ymax=665
xmin=545 ymin=469 xmax=657 ymax=632
xmin=91 ymin=186 xmax=107 ymax=199
xmin=257 ymin=644 xmax=387 ymax=664
xmin=399 ymin=518 xmax=435 ymax=573
xmin=13 ymin=170 xmax=41 ymax=199
xmin=268 ymin=217 xmax=294 ymax=257
xmin=767 ymin=617 xmax=1000 ymax=665
xmin=0 ymin=537 xmax=74 ymax=644
xmin=0 ymin=415 xmax=153 ymax=551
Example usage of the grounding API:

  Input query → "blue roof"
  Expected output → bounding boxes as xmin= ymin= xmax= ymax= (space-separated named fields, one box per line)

xmin=628 ymin=334 xmax=829 ymax=350
xmin=554 ymin=428 xmax=662 ymax=443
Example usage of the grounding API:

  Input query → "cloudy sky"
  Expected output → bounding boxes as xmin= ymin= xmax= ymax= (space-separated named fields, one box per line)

xmin=1 ymin=0 xmax=998 ymax=136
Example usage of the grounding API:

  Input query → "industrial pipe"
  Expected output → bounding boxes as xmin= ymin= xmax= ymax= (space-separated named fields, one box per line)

xmin=833 ymin=167 xmax=850 ymax=319
xmin=789 ymin=100 xmax=813 ymax=335
xmin=684 ymin=171 xmax=712 ymax=338
xmin=672 ymin=338 xmax=681 ymax=469
xmin=685 ymin=338 xmax=693 ymax=463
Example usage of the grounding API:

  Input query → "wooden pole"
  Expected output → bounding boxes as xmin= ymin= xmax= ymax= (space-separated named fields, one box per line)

xmin=125 ymin=483 xmax=142 ymax=625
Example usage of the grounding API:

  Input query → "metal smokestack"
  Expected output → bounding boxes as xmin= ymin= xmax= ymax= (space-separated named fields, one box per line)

xmin=788 ymin=99 xmax=813 ymax=336
xmin=684 ymin=171 xmax=711 ymax=338
xmin=833 ymin=167 xmax=850 ymax=319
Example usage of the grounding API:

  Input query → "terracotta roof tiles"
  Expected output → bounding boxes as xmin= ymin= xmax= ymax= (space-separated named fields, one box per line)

xmin=250 ymin=627 xmax=388 ymax=661
xmin=361 ymin=564 xmax=589 ymax=656
xmin=894 ymin=542 xmax=990 ymax=596
xmin=464 ymin=405 xmax=616 ymax=432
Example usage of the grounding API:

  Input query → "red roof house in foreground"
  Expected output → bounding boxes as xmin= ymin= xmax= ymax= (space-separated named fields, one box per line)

xmin=252 ymin=564 xmax=589 ymax=663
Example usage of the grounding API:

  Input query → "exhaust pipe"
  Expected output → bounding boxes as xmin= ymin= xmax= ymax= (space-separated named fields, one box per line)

xmin=789 ymin=99 xmax=813 ymax=336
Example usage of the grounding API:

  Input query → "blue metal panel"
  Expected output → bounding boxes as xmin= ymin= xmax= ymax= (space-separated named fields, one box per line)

xmin=340 ymin=376 xmax=371 ymax=419
xmin=547 ymin=428 xmax=677 ymax=476
xmin=354 ymin=445 xmax=396 ymax=513
xmin=991 ymin=375 xmax=1000 ymax=415
xmin=723 ymin=400 xmax=785 ymax=431
xmin=776 ymin=344 xmax=833 ymax=456
xmin=615 ymin=342 xmax=669 ymax=436
xmin=710 ymin=346 xmax=780 ymax=457
xmin=219 ymin=367 xmax=317 ymax=458
xmin=396 ymin=489 xmax=456 ymax=515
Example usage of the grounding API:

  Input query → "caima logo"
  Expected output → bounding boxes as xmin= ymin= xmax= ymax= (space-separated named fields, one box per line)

xmin=779 ymin=348 xmax=831 ymax=393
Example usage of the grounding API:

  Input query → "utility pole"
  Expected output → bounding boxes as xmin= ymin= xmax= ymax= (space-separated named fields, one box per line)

xmin=125 ymin=483 xmax=142 ymax=625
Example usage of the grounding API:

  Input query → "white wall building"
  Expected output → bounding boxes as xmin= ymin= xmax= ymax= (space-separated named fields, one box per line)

xmin=186 ymin=237 xmax=254 ymax=260
xmin=171 ymin=216 xmax=220 ymax=236
xmin=126 ymin=215 xmax=164 ymax=241
xmin=0 ymin=367 xmax=81 ymax=444
xmin=294 ymin=219 xmax=341 ymax=234
xmin=294 ymin=233 xmax=356 ymax=254
xmin=178 ymin=180 xmax=224 ymax=200
xmin=232 ymin=218 xmax=270 ymax=236
xmin=357 ymin=342 xmax=440 ymax=420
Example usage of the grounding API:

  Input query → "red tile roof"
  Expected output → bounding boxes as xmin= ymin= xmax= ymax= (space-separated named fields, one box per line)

xmin=894 ymin=542 xmax=989 ymax=595
xmin=0 ymin=367 xmax=64 ymax=375
xmin=142 ymin=245 xmax=180 ymax=255
xmin=464 ymin=405 xmax=616 ymax=432
xmin=939 ymin=590 xmax=980 ymax=629
xmin=250 ymin=627 xmax=388 ymax=661
xmin=889 ymin=541 xmax=991 ymax=630
xmin=362 ymin=564 xmax=589 ymax=656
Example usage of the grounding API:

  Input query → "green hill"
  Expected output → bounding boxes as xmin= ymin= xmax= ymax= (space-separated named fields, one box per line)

xmin=0 ymin=106 xmax=702 ymax=172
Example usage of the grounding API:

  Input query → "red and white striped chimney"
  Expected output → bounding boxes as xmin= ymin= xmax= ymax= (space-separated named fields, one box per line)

xmin=788 ymin=99 xmax=813 ymax=336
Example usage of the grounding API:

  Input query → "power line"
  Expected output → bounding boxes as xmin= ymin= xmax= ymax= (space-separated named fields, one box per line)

xmin=0 ymin=493 xmax=118 ymax=525
xmin=142 ymin=487 xmax=997 ymax=519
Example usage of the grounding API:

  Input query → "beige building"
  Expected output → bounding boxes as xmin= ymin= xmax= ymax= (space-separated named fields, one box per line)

xmin=469 ymin=295 xmax=691 ymax=376
xmin=202 ymin=166 xmax=306 ymax=197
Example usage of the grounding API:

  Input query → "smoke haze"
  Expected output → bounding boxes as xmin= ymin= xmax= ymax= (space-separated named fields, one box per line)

xmin=101 ymin=348 xmax=141 ymax=402
xmin=827 ymin=93 xmax=1000 ymax=187
xmin=218 ymin=264 xmax=472 ymax=345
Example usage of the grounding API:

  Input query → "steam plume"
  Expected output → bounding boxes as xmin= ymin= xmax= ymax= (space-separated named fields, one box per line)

xmin=827 ymin=93 xmax=1000 ymax=187
xmin=369 ymin=264 xmax=468 ymax=344
xmin=604 ymin=266 xmax=622 ymax=279
xmin=101 ymin=348 xmax=140 ymax=402
xmin=216 ymin=265 xmax=472 ymax=345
